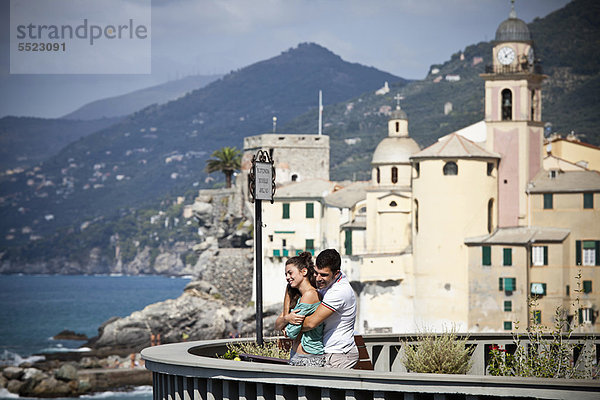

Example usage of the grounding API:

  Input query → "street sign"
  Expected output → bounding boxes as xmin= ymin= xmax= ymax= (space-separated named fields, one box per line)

xmin=255 ymin=162 xmax=273 ymax=201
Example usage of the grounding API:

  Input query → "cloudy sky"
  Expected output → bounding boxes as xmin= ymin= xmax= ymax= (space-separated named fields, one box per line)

xmin=0 ymin=0 xmax=570 ymax=118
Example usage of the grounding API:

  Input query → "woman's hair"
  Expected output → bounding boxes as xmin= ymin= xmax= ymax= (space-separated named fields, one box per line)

xmin=285 ymin=251 xmax=317 ymax=310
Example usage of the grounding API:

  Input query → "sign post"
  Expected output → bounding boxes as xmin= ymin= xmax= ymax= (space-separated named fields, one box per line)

xmin=248 ymin=150 xmax=275 ymax=346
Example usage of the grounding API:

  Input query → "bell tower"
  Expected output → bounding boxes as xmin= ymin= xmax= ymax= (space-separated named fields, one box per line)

xmin=482 ymin=0 xmax=545 ymax=227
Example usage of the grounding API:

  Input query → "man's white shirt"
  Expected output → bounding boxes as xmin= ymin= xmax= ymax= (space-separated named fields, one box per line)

xmin=319 ymin=272 xmax=357 ymax=353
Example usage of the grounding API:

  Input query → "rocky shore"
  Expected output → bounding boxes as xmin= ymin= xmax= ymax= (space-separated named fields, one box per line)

xmin=0 ymin=353 xmax=151 ymax=397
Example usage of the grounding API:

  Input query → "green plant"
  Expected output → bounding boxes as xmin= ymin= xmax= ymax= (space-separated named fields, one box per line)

xmin=218 ymin=340 xmax=290 ymax=360
xmin=402 ymin=326 xmax=473 ymax=374
xmin=488 ymin=271 xmax=598 ymax=379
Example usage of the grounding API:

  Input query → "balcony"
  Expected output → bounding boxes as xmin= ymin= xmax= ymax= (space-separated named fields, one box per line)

xmin=141 ymin=333 xmax=600 ymax=400
xmin=484 ymin=63 xmax=543 ymax=75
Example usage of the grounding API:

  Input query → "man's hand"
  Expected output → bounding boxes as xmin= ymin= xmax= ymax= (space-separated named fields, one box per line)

xmin=285 ymin=310 xmax=305 ymax=325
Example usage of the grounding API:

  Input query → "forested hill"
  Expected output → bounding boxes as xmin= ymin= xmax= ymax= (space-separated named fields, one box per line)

xmin=283 ymin=0 xmax=600 ymax=181
xmin=0 ymin=43 xmax=406 ymax=249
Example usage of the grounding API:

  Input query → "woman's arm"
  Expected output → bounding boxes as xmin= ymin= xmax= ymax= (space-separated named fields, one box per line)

xmin=274 ymin=287 xmax=292 ymax=331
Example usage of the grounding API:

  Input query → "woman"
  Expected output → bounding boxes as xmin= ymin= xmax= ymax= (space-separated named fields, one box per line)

xmin=274 ymin=252 xmax=325 ymax=367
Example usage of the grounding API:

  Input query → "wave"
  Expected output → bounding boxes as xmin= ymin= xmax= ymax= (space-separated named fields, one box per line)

xmin=0 ymin=350 xmax=45 ymax=367
xmin=81 ymin=386 xmax=153 ymax=399
xmin=0 ymin=388 xmax=20 ymax=398
xmin=37 ymin=346 xmax=91 ymax=354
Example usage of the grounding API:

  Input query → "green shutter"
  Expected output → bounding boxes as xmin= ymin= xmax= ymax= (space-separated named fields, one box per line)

xmin=273 ymin=249 xmax=281 ymax=257
xmin=344 ymin=230 xmax=353 ymax=256
xmin=282 ymin=203 xmax=290 ymax=219
xmin=596 ymin=241 xmax=600 ymax=266
xmin=543 ymin=193 xmax=553 ymax=209
xmin=583 ymin=280 xmax=592 ymax=294
xmin=305 ymin=239 xmax=314 ymax=250
xmin=305 ymin=202 xmax=314 ymax=218
xmin=499 ymin=277 xmax=503 ymax=291
xmin=503 ymin=321 xmax=512 ymax=330
xmin=583 ymin=193 xmax=593 ymax=209
xmin=578 ymin=308 xmax=583 ymax=324
xmin=482 ymin=246 xmax=491 ymax=266
xmin=534 ymin=310 xmax=542 ymax=324
xmin=283 ymin=249 xmax=289 ymax=257
xmin=542 ymin=283 xmax=547 ymax=295
xmin=504 ymin=301 xmax=512 ymax=312
xmin=543 ymin=246 xmax=548 ymax=265
xmin=503 ymin=248 xmax=512 ymax=266
xmin=504 ymin=278 xmax=516 ymax=291
xmin=576 ymin=240 xmax=582 ymax=266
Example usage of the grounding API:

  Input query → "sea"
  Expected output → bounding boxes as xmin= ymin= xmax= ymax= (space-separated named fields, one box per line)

xmin=0 ymin=274 xmax=191 ymax=400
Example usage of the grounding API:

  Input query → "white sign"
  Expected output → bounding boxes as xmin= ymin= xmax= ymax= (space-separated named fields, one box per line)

xmin=255 ymin=162 xmax=273 ymax=201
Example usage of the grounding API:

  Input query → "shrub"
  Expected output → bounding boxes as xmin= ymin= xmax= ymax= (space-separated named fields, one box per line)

xmin=219 ymin=340 xmax=290 ymax=360
xmin=488 ymin=271 xmax=598 ymax=379
xmin=403 ymin=326 xmax=473 ymax=374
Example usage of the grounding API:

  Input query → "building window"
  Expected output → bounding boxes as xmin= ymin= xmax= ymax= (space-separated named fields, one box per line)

xmin=282 ymin=203 xmax=290 ymax=219
xmin=583 ymin=193 xmax=594 ymax=209
xmin=504 ymin=300 xmax=512 ymax=312
xmin=305 ymin=239 xmax=314 ymax=255
xmin=533 ymin=310 xmax=542 ymax=325
xmin=273 ymin=249 xmax=280 ymax=257
xmin=531 ymin=90 xmax=536 ymax=121
xmin=501 ymin=88 xmax=512 ymax=121
xmin=499 ymin=277 xmax=516 ymax=292
xmin=482 ymin=246 xmax=491 ymax=266
xmin=306 ymin=202 xmax=314 ymax=218
xmin=566 ymin=285 xmax=570 ymax=296
xmin=268 ymin=235 xmax=273 ymax=242
xmin=579 ymin=308 xmax=594 ymax=324
xmin=389 ymin=201 xmax=397 ymax=207
xmin=583 ymin=280 xmax=592 ymax=294
xmin=344 ymin=230 xmax=352 ymax=256
xmin=414 ymin=162 xmax=420 ymax=178
xmin=503 ymin=321 xmax=512 ymax=330
xmin=443 ymin=161 xmax=458 ymax=176
xmin=543 ymin=193 xmax=553 ymax=209
xmin=576 ymin=240 xmax=600 ymax=266
xmin=487 ymin=162 xmax=494 ymax=176
xmin=291 ymin=174 xmax=298 ymax=182
xmin=395 ymin=121 xmax=400 ymax=132
xmin=530 ymin=282 xmax=547 ymax=296
xmin=359 ymin=206 xmax=366 ymax=214
xmin=531 ymin=246 xmax=548 ymax=266
xmin=282 ymin=239 xmax=287 ymax=247
xmin=503 ymin=248 xmax=512 ymax=266
xmin=391 ymin=167 xmax=398 ymax=183
xmin=487 ymin=199 xmax=494 ymax=234
xmin=376 ymin=167 xmax=380 ymax=184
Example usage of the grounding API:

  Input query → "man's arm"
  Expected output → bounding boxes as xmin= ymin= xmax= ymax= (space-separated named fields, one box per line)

xmin=301 ymin=303 xmax=334 ymax=332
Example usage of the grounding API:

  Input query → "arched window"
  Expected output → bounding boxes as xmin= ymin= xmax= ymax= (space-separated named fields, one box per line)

xmin=376 ymin=167 xmax=380 ymax=184
xmin=501 ymin=89 xmax=512 ymax=121
xmin=487 ymin=198 xmax=494 ymax=233
xmin=391 ymin=167 xmax=398 ymax=183
xmin=443 ymin=161 xmax=458 ymax=176
xmin=395 ymin=121 xmax=400 ymax=132
xmin=389 ymin=201 xmax=397 ymax=207
xmin=291 ymin=174 xmax=298 ymax=182
xmin=414 ymin=199 xmax=419 ymax=233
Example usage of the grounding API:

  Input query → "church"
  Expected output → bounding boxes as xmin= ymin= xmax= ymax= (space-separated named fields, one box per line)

xmin=241 ymin=6 xmax=600 ymax=333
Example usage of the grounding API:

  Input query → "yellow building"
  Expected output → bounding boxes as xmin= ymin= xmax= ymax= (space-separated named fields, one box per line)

xmin=246 ymin=5 xmax=600 ymax=333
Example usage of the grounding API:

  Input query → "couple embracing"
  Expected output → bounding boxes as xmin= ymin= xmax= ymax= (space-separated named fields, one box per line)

xmin=274 ymin=249 xmax=358 ymax=368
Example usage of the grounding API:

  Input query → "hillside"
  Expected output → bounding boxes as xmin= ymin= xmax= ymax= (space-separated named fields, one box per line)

xmin=283 ymin=0 xmax=600 ymax=180
xmin=62 ymin=74 xmax=222 ymax=120
xmin=0 ymin=116 xmax=121 ymax=172
xmin=0 ymin=43 xmax=405 ymax=252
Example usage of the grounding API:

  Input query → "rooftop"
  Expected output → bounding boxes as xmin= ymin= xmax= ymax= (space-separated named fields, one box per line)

xmin=465 ymin=226 xmax=570 ymax=246
xmin=411 ymin=133 xmax=500 ymax=160
xmin=528 ymin=170 xmax=600 ymax=193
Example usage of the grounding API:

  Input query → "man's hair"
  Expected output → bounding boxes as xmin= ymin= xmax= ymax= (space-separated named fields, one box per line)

xmin=316 ymin=248 xmax=341 ymax=273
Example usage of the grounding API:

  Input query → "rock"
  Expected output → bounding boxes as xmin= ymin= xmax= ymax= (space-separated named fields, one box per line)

xmin=192 ymin=201 xmax=213 ymax=220
xmin=55 ymin=363 xmax=78 ymax=381
xmin=6 ymin=379 xmax=24 ymax=394
xmin=77 ymin=378 xmax=92 ymax=393
xmin=3 ymin=366 xmax=23 ymax=380
xmin=30 ymin=377 xmax=72 ymax=397
xmin=184 ymin=280 xmax=217 ymax=295
xmin=53 ymin=329 xmax=89 ymax=341
xmin=153 ymin=252 xmax=184 ymax=274
xmin=0 ymin=374 xmax=7 ymax=388
xmin=79 ymin=357 xmax=102 ymax=369
xmin=22 ymin=367 xmax=47 ymax=383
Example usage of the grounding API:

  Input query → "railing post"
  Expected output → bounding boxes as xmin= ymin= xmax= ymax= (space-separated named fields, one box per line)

xmin=468 ymin=342 xmax=486 ymax=375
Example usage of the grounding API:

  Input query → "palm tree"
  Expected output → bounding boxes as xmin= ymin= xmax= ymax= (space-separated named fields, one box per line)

xmin=205 ymin=146 xmax=242 ymax=188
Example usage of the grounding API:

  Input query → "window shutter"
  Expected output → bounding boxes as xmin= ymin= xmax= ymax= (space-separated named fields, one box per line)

xmin=503 ymin=321 xmax=512 ymax=330
xmin=504 ymin=301 xmax=512 ymax=312
xmin=543 ymin=246 xmax=548 ymax=265
xmin=578 ymin=308 xmax=583 ymax=324
xmin=305 ymin=203 xmax=314 ymax=218
xmin=507 ymin=278 xmax=516 ymax=291
xmin=583 ymin=193 xmax=593 ymax=209
xmin=503 ymin=248 xmax=512 ymax=266
xmin=583 ymin=280 xmax=592 ymax=294
xmin=542 ymin=283 xmax=547 ymax=295
xmin=482 ymin=246 xmax=491 ymax=266
xmin=499 ymin=277 xmax=503 ymax=291
xmin=576 ymin=240 xmax=582 ymax=266
xmin=283 ymin=203 xmax=290 ymax=219
xmin=344 ymin=230 xmax=353 ymax=256
xmin=596 ymin=241 xmax=600 ymax=266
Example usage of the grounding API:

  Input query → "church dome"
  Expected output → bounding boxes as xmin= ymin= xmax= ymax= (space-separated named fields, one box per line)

xmin=390 ymin=107 xmax=407 ymax=120
xmin=372 ymin=136 xmax=420 ymax=165
xmin=495 ymin=8 xmax=531 ymax=42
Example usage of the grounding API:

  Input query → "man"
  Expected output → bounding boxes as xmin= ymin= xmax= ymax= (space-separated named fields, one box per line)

xmin=287 ymin=248 xmax=359 ymax=368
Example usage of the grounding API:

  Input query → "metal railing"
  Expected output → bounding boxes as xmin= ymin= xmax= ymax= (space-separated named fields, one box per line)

xmin=141 ymin=333 xmax=600 ymax=400
xmin=484 ymin=63 xmax=543 ymax=75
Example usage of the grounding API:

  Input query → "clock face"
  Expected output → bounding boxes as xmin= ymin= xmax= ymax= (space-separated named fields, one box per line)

xmin=527 ymin=47 xmax=535 ymax=65
xmin=497 ymin=46 xmax=515 ymax=65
